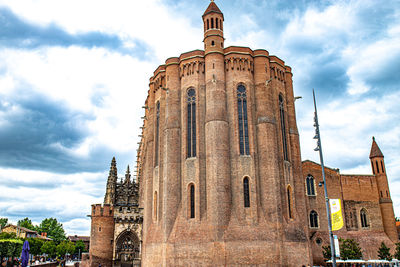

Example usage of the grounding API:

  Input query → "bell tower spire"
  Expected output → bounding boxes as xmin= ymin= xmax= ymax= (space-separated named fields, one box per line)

xmin=202 ymin=0 xmax=224 ymax=53
xmin=369 ymin=137 xmax=398 ymax=242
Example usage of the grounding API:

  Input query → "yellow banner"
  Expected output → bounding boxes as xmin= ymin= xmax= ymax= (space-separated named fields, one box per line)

xmin=330 ymin=199 xmax=344 ymax=231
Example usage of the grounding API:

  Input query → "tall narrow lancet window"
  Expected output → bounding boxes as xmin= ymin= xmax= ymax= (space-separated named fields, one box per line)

xmin=243 ymin=177 xmax=250 ymax=208
xmin=306 ymin=175 xmax=316 ymax=196
xmin=153 ymin=191 xmax=158 ymax=221
xmin=381 ymin=161 xmax=385 ymax=173
xmin=155 ymin=101 xmax=160 ymax=166
xmin=187 ymin=89 xmax=196 ymax=158
xmin=376 ymin=161 xmax=379 ymax=174
xmin=287 ymin=186 xmax=293 ymax=219
xmin=237 ymin=85 xmax=249 ymax=155
xmin=279 ymin=94 xmax=288 ymax=161
xmin=189 ymin=184 xmax=195 ymax=218
xmin=360 ymin=209 xmax=368 ymax=228
xmin=310 ymin=210 xmax=319 ymax=228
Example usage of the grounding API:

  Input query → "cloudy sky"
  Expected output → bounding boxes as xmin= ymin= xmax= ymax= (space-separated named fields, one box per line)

xmin=0 ymin=0 xmax=399 ymax=236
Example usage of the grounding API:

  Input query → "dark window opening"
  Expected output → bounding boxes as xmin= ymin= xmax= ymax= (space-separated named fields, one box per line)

xmin=243 ymin=177 xmax=250 ymax=208
xmin=371 ymin=162 xmax=375 ymax=174
xmin=316 ymin=238 xmax=322 ymax=245
xmin=211 ymin=18 xmax=214 ymax=28
xmin=360 ymin=209 xmax=368 ymax=228
xmin=155 ymin=101 xmax=160 ymax=166
xmin=376 ymin=161 xmax=379 ymax=174
xmin=207 ymin=19 xmax=209 ymax=30
xmin=386 ymin=190 xmax=389 ymax=197
xmin=99 ymin=227 xmax=101 ymax=232
xmin=306 ymin=175 xmax=316 ymax=196
xmin=211 ymin=40 xmax=215 ymax=46
xmin=279 ymin=95 xmax=288 ymax=161
xmin=190 ymin=184 xmax=195 ymax=218
xmin=381 ymin=161 xmax=385 ymax=173
xmin=310 ymin=210 xmax=318 ymax=228
xmin=287 ymin=186 xmax=293 ymax=219
xmin=381 ymin=191 xmax=383 ymax=197
xmin=154 ymin=191 xmax=158 ymax=221
xmin=187 ymin=89 xmax=196 ymax=158
xmin=237 ymin=85 xmax=249 ymax=155
xmin=216 ymin=18 xmax=218 ymax=29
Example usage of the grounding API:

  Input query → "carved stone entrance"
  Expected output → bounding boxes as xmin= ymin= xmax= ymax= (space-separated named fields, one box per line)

xmin=115 ymin=230 xmax=140 ymax=267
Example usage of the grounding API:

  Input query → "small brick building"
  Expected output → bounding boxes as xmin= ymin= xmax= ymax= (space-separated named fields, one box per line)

xmin=303 ymin=137 xmax=398 ymax=265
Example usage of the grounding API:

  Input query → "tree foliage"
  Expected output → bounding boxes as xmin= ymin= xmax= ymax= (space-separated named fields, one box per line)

xmin=395 ymin=242 xmax=400 ymax=260
xmin=340 ymin=238 xmax=363 ymax=260
xmin=56 ymin=241 xmax=75 ymax=258
xmin=0 ymin=239 xmax=23 ymax=259
xmin=41 ymin=241 xmax=56 ymax=258
xmin=74 ymin=240 xmax=87 ymax=255
xmin=378 ymin=242 xmax=392 ymax=261
xmin=17 ymin=218 xmax=35 ymax=231
xmin=0 ymin=218 xmax=8 ymax=229
xmin=0 ymin=232 xmax=17 ymax=240
xmin=37 ymin=218 xmax=66 ymax=243
xmin=26 ymin=238 xmax=44 ymax=256
xmin=322 ymin=238 xmax=363 ymax=261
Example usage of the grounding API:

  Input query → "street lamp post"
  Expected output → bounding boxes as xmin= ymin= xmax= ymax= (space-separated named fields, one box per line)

xmin=313 ymin=90 xmax=337 ymax=267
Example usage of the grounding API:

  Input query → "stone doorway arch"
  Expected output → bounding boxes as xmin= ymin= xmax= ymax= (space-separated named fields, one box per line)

xmin=115 ymin=230 xmax=140 ymax=267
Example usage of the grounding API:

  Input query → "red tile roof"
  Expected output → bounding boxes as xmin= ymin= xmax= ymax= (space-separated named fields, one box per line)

xmin=369 ymin=137 xmax=384 ymax=158
xmin=203 ymin=1 xmax=223 ymax=17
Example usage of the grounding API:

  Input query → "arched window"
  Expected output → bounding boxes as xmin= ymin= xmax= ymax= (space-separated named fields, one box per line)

xmin=155 ymin=101 xmax=160 ymax=166
xmin=237 ymin=85 xmax=249 ymax=155
xmin=189 ymin=184 xmax=195 ymax=218
xmin=153 ymin=191 xmax=158 ymax=221
xmin=211 ymin=18 xmax=214 ymax=28
xmin=306 ymin=175 xmax=316 ymax=196
xmin=216 ymin=18 xmax=218 ymax=29
xmin=310 ymin=210 xmax=319 ymax=228
xmin=187 ymin=89 xmax=196 ymax=158
xmin=287 ymin=185 xmax=293 ymax=219
xmin=360 ymin=209 xmax=368 ymax=228
xmin=207 ymin=19 xmax=209 ymax=30
xmin=381 ymin=161 xmax=385 ymax=173
xmin=279 ymin=95 xmax=288 ymax=161
xmin=243 ymin=177 xmax=250 ymax=208
xmin=376 ymin=161 xmax=379 ymax=174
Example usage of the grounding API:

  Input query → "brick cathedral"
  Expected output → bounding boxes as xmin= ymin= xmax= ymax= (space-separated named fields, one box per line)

xmin=85 ymin=2 xmax=398 ymax=266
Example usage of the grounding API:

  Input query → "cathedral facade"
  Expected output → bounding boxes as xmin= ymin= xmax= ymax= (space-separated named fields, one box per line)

xmin=85 ymin=2 xmax=398 ymax=267
xmin=137 ymin=1 xmax=311 ymax=266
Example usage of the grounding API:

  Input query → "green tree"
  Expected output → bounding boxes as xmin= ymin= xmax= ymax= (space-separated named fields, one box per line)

xmin=395 ymin=242 xmax=400 ymax=260
xmin=0 ymin=232 xmax=16 ymax=240
xmin=322 ymin=245 xmax=332 ymax=261
xmin=26 ymin=238 xmax=44 ymax=257
xmin=322 ymin=238 xmax=363 ymax=261
xmin=18 ymin=217 xmax=36 ymax=231
xmin=37 ymin=218 xmax=66 ymax=243
xmin=56 ymin=241 xmax=75 ymax=258
xmin=378 ymin=242 xmax=392 ymax=261
xmin=41 ymin=240 xmax=56 ymax=258
xmin=74 ymin=240 xmax=87 ymax=257
xmin=0 ymin=239 xmax=23 ymax=264
xmin=340 ymin=238 xmax=363 ymax=260
xmin=0 ymin=218 xmax=8 ymax=229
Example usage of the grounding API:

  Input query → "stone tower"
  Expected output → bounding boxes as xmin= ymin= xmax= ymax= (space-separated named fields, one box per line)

xmin=138 ymin=1 xmax=312 ymax=266
xmin=370 ymin=137 xmax=398 ymax=242
xmin=88 ymin=158 xmax=143 ymax=267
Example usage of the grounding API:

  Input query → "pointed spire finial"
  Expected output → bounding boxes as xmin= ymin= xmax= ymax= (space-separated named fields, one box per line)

xmin=372 ymin=136 xmax=375 ymax=141
xmin=126 ymin=165 xmax=130 ymax=175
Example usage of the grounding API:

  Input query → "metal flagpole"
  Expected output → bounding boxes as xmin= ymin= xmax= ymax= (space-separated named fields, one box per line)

xmin=312 ymin=89 xmax=337 ymax=267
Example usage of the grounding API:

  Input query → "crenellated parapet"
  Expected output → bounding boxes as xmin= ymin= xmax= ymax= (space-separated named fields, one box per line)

xmin=91 ymin=204 xmax=114 ymax=218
